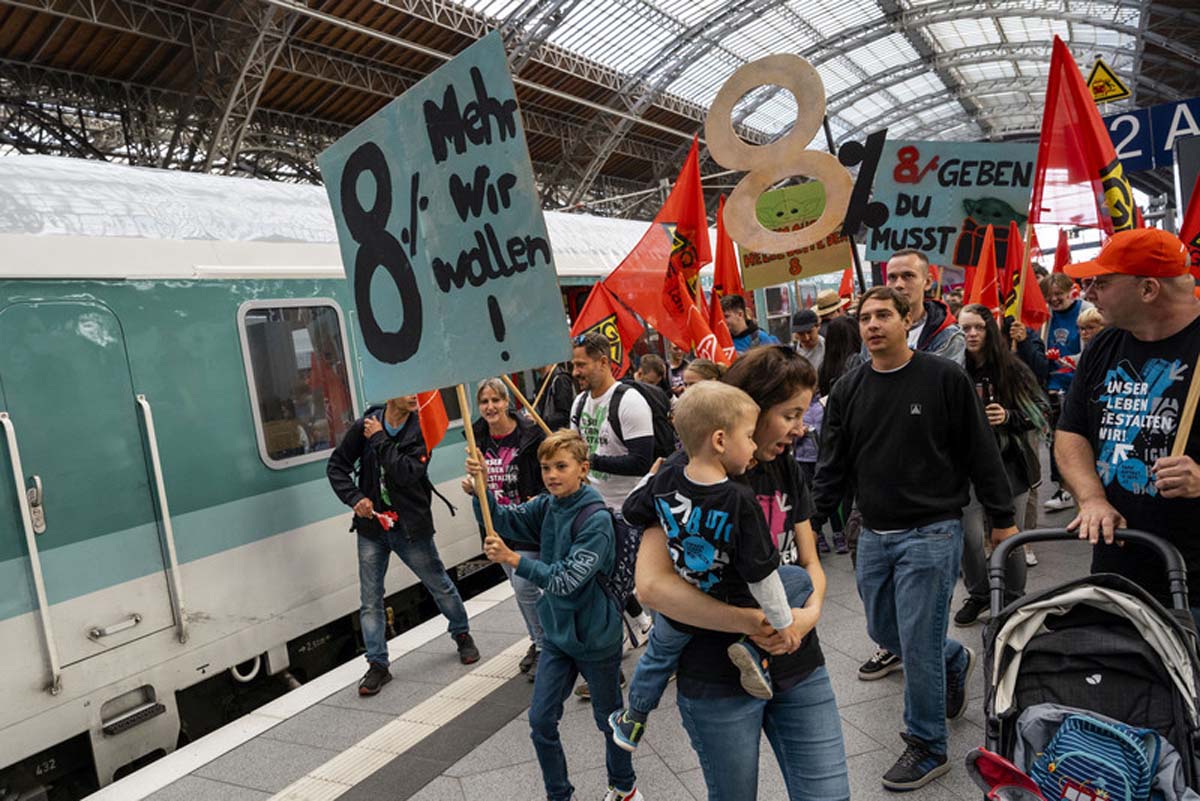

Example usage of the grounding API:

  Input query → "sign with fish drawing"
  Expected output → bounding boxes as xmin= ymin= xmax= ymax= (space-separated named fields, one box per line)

xmin=865 ymin=140 xmax=1037 ymax=268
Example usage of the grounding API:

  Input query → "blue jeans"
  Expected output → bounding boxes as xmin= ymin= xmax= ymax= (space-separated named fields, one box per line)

xmin=856 ymin=520 xmax=968 ymax=754
xmin=678 ymin=665 xmax=849 ymax=801
xmin=628 ymin=565 xmax=814 ymax=716
xmin=357 ymin=531 xmax=470 ymax=666
xmin=502 ymin=549 xmax=544 ymax=648
xmin=528 ymin=642 xmax=634 ymax=801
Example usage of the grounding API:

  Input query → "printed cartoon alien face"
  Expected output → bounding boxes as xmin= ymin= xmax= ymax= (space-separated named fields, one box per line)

xmin=963 ymin=197 xmax=1028 ymax=227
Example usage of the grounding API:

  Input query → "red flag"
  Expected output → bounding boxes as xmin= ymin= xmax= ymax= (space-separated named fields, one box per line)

xmin=416 ymin=390 xmax=449 ymax=452
xmin=1179 ymin=172 xmax=1200 ymax=277
xmin=673 ymin=269 xmax=721 ymax=361
xmin=1020 ymin=262 xmax=1051 ymax=329
xmin=966 ymin=225 xmax=1001 ymax=315
xmin=605 ymin=138 xmax=712 ymax=348
xmin=711 ymin=194 xmax=742 ymax=301
xmin=1001 ymin=220 xmax=1022 ymax=309
xmin=697 ymin=283 xmax=736 ymax=365
xmin=1053 ymin=228 xmax=1071 ymax=273
xmin=838 ymin=267 xmax=854 ymax=299
xmin=569 ymin=281 xmax=645 ymax=379
xmin=1029 ymin=37 xmax=1137 ymax=235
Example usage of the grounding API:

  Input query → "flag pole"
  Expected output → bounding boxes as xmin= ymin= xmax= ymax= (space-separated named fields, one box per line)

xmin=1010 ymin=220 xmax=1035 ymax=350
xmin=501 ymin=374 xmax=552 ymax=435
xmin=1172 ymin=371 xmax=1200 ymax=458
xmin=456 ymin=384 xmax=498 ymax=539
xmin=531 ymin=365 xmax=558 ymax=412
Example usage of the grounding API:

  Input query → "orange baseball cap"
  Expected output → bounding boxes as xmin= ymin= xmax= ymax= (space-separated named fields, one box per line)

xmin=1066 ymin=228 xmax=1189 ymax=279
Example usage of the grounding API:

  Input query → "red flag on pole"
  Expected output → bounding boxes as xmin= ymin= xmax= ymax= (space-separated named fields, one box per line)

xmin=1029 ymin=37 xmax=1137 ymax=235
xmin=416 ymin=390 xmax=449 ymax=451
xmin=1001 ymin=221 xmax=1022 ymax=315
xmin=1179 ymin=171 xmax=1200 ymax=275
xmin=838 ymin=266 xmax=854 ymax=299
xmin=605 ymin=138 xmax=712 ymax=348
xmin=966 ymin=225 xmax=1001 ymax=315
xmin=570 ymin=281 xmax=645 ymax=379
xmin=711 ymin=194 xmax=743 ymax=301
xmin=1053 ymin=228 xmax=1071 ymax=273
xmin=1019 ymin=261 xmax=1051 ymax=329
xmin=697 ymin=283 xmax=736 ymax=365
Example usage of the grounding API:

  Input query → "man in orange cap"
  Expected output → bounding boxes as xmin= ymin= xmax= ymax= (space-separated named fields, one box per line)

xmin=1055 ymin=228 xmax=1200 ymax=621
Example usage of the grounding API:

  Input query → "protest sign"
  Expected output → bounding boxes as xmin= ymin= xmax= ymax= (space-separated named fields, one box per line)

xmin=737 ymin=184 xmax=854 ymax=290
xmin=318 ymin=33 xmax=569 ymax=401
xmin=865 ymin=140 xmax=1036 ymax=268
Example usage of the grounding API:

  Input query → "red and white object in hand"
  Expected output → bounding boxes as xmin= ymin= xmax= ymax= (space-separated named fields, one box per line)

xmin=374 ymin=511 xmax=399 ymax=531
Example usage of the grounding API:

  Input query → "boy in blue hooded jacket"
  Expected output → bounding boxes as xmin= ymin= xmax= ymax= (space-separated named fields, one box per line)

xmin=464 ymin=429 xmax=640 ymax=801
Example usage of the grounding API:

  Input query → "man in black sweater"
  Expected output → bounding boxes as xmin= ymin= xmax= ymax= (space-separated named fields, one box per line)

xmin=814 ymin=287 xmax=1016 ymax=792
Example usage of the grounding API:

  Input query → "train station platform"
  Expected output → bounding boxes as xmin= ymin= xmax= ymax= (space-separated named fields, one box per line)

xmin=92 ymin=501 xmax=1082 ymax=801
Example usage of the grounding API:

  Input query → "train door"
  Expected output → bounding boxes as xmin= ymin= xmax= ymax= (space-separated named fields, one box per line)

xmin=0 ymin=302 xmax=176 ymax=671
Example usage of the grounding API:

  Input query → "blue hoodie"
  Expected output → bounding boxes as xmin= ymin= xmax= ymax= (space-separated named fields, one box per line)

xmin=474 ymin=483 xmax=622 ymax=661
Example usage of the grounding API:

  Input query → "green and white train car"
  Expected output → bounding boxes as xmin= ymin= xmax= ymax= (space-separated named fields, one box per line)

xmin=0 ymin=155 xmax=647 ymax=797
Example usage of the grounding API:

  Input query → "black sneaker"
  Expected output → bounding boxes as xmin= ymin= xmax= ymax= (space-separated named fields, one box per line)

xmin=526 ymin=649 xmax=539 ymax=683
xmin=358 ymin=662 xmax=392 ymax=696
xmin=946 ymin=646 xmax=975 ymax=720
xmin=454 ymin=632 xmax=480 ymax=664
xmin=858 ymin=647 xmax=902 ymax=681
xmin=953 ymin=597 xmax=990 ymax=627
xmin=574 ymin=671 xmax=626 ymax=700
xmin=882 ymin=733 xmax=949 ymax=791
xmin=519 ymin=643 xmax=538 ymax=673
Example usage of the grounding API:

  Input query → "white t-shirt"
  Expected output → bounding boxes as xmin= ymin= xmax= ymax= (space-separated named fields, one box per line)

xmin=573 ymin=382 xmax=654 ymax=510
xmin=906 ymin=318 xmax=926 ymax=349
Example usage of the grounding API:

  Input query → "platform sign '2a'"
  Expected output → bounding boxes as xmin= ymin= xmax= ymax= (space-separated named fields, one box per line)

xmin=318 ymin=32 xmax=569 ymax=401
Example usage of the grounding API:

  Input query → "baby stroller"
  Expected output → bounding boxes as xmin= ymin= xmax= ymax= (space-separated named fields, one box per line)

xmin=980 ymin=529 xmax=1200 ymax=799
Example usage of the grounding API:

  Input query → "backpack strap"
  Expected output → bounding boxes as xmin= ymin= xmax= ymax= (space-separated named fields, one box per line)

xmin=607 ymin=383 xmax=628 ymax=444
xmin=571 ymin=501 xmax=610 ymax=539
xmin=571 ymin=501 xmax=641 ymax=647
xmin=749 ymin=329 xmax=761 ymax=347
xmin=570 ymin=391 xmax=587 ymax=431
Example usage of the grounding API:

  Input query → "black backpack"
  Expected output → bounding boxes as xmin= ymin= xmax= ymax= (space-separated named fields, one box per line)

xmin=571 ymin=382 xmax=675 ymax=459
xmin=570 ymin=501 xmax=643 ymax=647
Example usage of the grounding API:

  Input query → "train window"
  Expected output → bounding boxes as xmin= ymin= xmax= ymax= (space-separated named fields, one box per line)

xmin=238 ymin=301 xmax=359 ymax=469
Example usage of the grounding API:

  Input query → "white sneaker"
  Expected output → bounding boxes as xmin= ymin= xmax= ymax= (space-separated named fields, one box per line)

xmin=603 ymin=787 xmax=643 ymax=801
xmin=636 ymin=612 xmax=653 ymax=637
xmin=1043 ymin=488 xmax=1074 ymax=511
xmin=1025 ymin=547 xmax=1039 ymax=567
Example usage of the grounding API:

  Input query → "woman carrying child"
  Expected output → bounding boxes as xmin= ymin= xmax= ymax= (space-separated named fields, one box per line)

xmin=633 ymin=346 xmax=849 ymax=801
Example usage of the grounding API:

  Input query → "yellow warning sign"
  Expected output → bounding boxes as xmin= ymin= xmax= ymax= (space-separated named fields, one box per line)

xmin=1086 ymin=58 xmax=1131 ymax=103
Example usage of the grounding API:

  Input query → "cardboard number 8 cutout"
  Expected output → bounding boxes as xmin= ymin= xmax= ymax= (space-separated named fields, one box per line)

xmin=705 ymin=54 xmax=853 ymax=254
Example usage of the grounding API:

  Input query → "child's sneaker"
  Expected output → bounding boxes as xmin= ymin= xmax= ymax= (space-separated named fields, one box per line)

xmin=603 ymin=786 xmax=642 ymax=801
xmin=727 ymin=639 xmax=773 ymax=699
xmin=608 ymin=709 xmax=646 ymax=752
xmin=815 ymin=532 xmax=830 ymax=553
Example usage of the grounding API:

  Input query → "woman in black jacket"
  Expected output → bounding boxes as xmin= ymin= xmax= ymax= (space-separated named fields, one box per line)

xmin=954 ymin=305 xmax=1051 ymax=626
xmin=473 ymin=378 xmax=547 ymax=678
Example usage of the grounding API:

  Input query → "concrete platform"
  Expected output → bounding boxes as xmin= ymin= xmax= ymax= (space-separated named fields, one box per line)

xmin=94 ymin=486 xmax=1087 ymax=801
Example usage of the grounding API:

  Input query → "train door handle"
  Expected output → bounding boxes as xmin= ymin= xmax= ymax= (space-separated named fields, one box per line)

xmin=26 ymin=475 xmax=45 ymax=534
xmin=89 ymin=613 xmax=143 ymax=640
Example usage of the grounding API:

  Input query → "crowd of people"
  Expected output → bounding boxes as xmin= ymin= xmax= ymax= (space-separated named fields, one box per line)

xmin=325 ymin=230 xmax=1200 ymax=801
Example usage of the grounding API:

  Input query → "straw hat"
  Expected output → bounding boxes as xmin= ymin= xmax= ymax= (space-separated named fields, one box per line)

xmin=815 ymin=289 xmax=850 ymax=317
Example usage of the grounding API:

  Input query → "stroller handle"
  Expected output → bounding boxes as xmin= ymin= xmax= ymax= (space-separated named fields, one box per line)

xmin=989 ymin=528 xmax=1190 ymax=613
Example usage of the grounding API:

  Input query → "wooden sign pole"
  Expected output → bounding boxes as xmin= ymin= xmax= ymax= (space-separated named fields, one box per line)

xmin=530 ymin=365 xmax=558 ymax=414
xmin=1171 ymin=368 xmax=1200 ymax=457
xmin=501 ymin=374 xmax=552 ymax=435
xmin=456 ymin=384 xmax=497 ymax=539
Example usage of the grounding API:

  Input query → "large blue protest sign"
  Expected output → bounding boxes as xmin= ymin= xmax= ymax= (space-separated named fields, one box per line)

xmin=1104 ymin=96 xmax=1200 ymax=172
xmin=865 ymin=140 xmax=1036 ymax=267
xmin=318 ymin=32 xmax=569 ymax=401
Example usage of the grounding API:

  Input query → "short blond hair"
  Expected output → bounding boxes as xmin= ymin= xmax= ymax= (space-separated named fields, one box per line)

xmin=673 ymin=381 xmax=759 ymax=455
xmin=537 ymin=429 xmax=589 ymax=466
xmin=1077 ymin=306 xmax=1104 ymax=328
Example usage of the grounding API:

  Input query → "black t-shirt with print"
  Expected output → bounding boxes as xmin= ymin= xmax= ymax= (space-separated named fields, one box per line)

xmin=1057 ymin=315 xmax=1200 ymax=607
xmin=481 ymin=428 xmax=522 ymax=507
xmin=624 ymin=449 xmax=824 ymax=697
xmin=621 ymin=457 xmax=780 ymax=608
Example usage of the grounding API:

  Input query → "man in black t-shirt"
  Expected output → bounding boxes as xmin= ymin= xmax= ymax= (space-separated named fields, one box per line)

xmin=1055 ymin=228 xmax=1200 ymax=619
